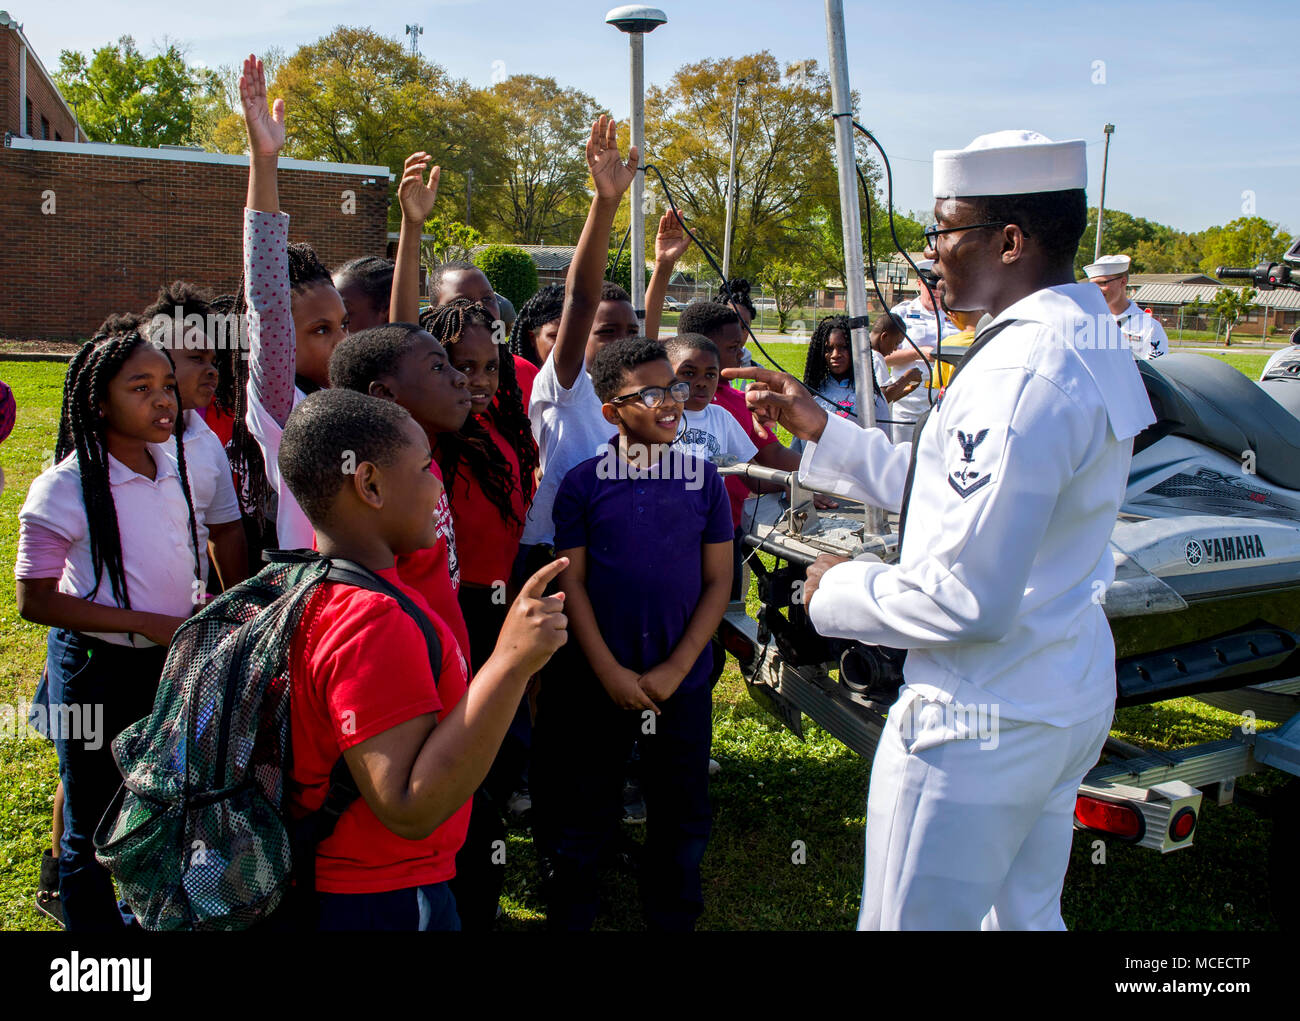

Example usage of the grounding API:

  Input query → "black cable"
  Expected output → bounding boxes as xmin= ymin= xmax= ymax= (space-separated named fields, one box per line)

xmin=851 ymin=119 xmax=943 ymax=408
xmin=643 ymin=162 xmax=862 ymax=420
xmin=608 ymin=225 xmax=631 ymax=283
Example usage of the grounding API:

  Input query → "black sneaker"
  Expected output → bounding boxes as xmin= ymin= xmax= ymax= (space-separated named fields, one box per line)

xmin=34 ymin=850 xmax=64 ymax=929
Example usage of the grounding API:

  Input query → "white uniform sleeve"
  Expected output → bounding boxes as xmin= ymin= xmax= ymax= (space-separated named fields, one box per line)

xmin=797 ymin=411 xmax=911 ymax=512
xmin=201 ymin=433 xmax=242 ymax=525
xmin=809 ymin=368 xmax=1083 ymax=648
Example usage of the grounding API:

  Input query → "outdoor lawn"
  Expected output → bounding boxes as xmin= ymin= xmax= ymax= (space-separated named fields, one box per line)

xmin=0 ymin=349 xmax=1288 ymax=931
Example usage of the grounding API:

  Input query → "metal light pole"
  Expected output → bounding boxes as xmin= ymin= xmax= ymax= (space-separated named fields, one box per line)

xmin=824 ymin=0 xmax=883 ymax=534
xmin=606 ymin=6 xmax=668 ymax=332
xmin=722 ymin=77 xmax=747 ymax=283
xmin=1095 ymin=123 xmax=1115 ymax=262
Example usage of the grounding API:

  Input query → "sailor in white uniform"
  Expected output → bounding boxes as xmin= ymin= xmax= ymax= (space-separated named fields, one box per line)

xmin=1084 ymin=253 xmax=1170 ymax=360
xmin=724 ymin=130 xmax=1156 ymax=930
xmin=887 ymin=259 xmax=961 ymax=444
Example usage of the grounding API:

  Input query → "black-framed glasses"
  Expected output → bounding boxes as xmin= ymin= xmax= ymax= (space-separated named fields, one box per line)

xmin=923 ymin=221 xmax=1026 ymax=246
xmin=609 ymin=380 xmax=691 ymax=409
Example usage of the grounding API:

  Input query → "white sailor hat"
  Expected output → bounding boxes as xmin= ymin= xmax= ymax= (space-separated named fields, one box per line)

xmin=914 ymin=258 xmax=935 ymax=274
xmin=933 ymin=129 xmax=1087 ymax=198
xmin=1083 ymin=254 xmax=1131 ymax=279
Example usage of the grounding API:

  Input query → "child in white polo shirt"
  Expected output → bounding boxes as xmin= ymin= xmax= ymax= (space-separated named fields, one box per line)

xmin=16 ymin=331 xmax=236 ymax=930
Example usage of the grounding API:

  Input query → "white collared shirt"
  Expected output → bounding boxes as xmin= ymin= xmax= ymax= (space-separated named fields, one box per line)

xmin=18 ymin=443 xmax=210 ymax=646
xmin=799 ymin=282 xmax=1156 ymax=726
xmin=169 ymin=409 xmax=241 ymax=557
xmin=1116 ymin=299 xmax=1169 ymax=360
xmin=888 ymin=296 xmax=961 ymax=423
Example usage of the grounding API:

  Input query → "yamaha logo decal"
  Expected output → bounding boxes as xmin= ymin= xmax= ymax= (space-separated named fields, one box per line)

xmin=1185 ymin=534 xmax=1265 ymax=567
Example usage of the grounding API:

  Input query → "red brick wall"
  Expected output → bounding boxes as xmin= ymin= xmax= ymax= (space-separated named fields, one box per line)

xmin=0 ymin=147 xmax=390 ymax=340
xmin=0 ymin=30 xmax=79 ymax=140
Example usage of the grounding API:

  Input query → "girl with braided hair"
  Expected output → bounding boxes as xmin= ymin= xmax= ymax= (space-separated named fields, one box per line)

xmin=420 ymin=299 xmax=537 ymax=668
xmin=16 ymin=330 xmax=232 ymax=930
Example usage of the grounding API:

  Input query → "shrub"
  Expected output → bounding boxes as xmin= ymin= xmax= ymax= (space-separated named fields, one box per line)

xmin=474 ymin=245 xmax=539 ymax=308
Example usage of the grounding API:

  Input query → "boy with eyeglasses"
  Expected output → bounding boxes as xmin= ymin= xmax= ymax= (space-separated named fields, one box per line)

xmin=530 ymin=337 xmax=734 ymax=930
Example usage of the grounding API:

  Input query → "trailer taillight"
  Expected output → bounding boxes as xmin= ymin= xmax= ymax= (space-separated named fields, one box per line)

xmin=722 ymin=631 xmax=755 ymax=665
xmin=1074 ymin=795 xmax=1146 ymax=842
xmin=1169 ymin=806 xmax=1196 ymax=842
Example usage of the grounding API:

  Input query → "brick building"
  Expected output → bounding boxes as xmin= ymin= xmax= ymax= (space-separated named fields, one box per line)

xmin=0 ymin=13 xmax=392 ymax=341
xmin=0 ymin=10 xmax=79 ymax=142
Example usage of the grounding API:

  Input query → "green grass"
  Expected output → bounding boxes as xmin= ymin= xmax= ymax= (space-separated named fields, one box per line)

xmin=0 ymin=358 xmax=1291 ymax=931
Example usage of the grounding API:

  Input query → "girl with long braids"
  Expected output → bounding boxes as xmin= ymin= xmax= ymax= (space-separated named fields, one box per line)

xmin=801 ymin=314 xmax=920 ymax=436
xmin=15 ymin=330 xmax=230 ymax=930
xmin=420 ymin=299 xmax=537 ymax=670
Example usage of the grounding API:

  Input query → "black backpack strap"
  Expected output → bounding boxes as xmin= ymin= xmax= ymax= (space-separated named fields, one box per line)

xmin=284 ymin=555 xmax=445 ymax=921
xmin=896 ymin=318 xmax=1019 ymax=545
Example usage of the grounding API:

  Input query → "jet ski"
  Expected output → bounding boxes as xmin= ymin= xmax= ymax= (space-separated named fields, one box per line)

xmin=724 ymin=350 xmax=1300 ymax=711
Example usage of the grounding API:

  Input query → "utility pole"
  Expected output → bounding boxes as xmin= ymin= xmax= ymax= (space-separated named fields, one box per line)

xmin=1095 ymin=123 xmax=1115 ymax=262
xmin=825 ymin=0 xmax=883 ymax=535
xmin=722 ymin=77 xmax=747 ymax=283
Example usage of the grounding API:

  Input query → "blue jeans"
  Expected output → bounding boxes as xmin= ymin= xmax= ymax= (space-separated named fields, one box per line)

xmin=316 ymin=881 xmax=461 ymax=931
xmin=45 ymin=629 xmax=166 ymax=931
xmin=531 ymin=642 xmax=713 ymax=931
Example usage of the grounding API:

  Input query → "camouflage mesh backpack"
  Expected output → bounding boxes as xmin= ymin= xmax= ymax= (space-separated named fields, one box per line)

xmin=94 ymin=552 xmax=440 ymax=931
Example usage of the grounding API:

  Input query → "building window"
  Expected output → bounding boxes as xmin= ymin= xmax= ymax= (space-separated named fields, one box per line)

xmin=41 ymin=116 xmax=50 ymax=140
xmin=54 ymin=132 xmax=62 ymax=142
xmin=25 ymin=98 xmax=33 ymax=135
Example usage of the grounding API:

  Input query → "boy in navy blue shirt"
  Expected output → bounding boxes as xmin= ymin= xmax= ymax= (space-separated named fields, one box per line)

xmin=532 ymin=338 xmax=734 ymax=930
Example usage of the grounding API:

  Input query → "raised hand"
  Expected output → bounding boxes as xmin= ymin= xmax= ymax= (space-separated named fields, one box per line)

xmin=493 ymin=557 xmax=569 ymax=677
xmin=586 ymin=115 xmax=638 ymax=200
xmin=720 ymin=365 xmax=829 ymax=443
xmin=655 ymin=209 xmax=691 ymax=265
xmin=239 ymin=54 xmax=285 ymax=158
xmin=398 ymin=151 xmax=440 ymax=225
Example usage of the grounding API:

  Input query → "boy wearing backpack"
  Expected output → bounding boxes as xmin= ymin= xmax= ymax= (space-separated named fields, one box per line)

xmin=279 ymin=388 xmax=568 ymax=929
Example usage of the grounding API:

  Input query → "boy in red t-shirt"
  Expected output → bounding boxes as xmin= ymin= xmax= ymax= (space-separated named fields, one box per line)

xmin=277 ymin=388 xmax=568 ymax=930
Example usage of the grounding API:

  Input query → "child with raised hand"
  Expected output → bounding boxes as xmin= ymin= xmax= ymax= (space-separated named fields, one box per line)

xmin=275 ymin=387 xmax=568 ymax=930
xmin=518 ymin=116 xmax=639 ymax=573
xmin=389 ymin=151 xmax=543 ymax=409
xmin=532 ymin=337 xmax=733 ymax=931
xmin=15 ymin=331 xmax=220 ymax=930
xmin=142 ymin=282 xmax=249 ymax=586
xmin=236 ymin=53 xmax=349 ymax=551
xmin=327 ymin=323 xmax=473 ymax=665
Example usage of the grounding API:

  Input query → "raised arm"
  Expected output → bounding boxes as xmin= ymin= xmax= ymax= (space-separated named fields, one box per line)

xmin=239 ymin=54 xmax=295 ymax=426
xmin=644 ymin=209 xmax=690 ymax=341
xmin=553 ymin=116 xmax=638 ymax=389
xmin=390 ymin=152 xmax=440 ymax=324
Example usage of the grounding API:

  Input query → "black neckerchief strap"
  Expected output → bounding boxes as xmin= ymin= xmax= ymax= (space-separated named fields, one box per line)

xmin=896 ymin=318 xmax=1020 ymax=545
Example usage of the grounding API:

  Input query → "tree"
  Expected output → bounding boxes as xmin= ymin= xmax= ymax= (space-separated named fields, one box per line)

xmin=642 ymin=52 xmax=876 ymax=288
xmin=481 ymin=76 xmax=605 ymax=244
xmin=758 ymin=258 xmax=822 ymax=334
xmin=1212 ymin=286 xmax=1257 ymax=346
xmin=605 ymin=247 xmax=651 ymax=296
xmin=1198 ymin=217 xmax=1293 ymax=278
xmin=270 ymin=26 xmax=507 ymax=230
xmin=421 ymin=217 xmax=484 ymax=269
xmin=474 ymin=245 xmax=539 ymax=308
xmin=55 ymin=36 xmax=200 ymax=146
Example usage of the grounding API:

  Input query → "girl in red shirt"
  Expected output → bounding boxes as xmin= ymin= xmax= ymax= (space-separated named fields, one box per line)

xmin=420 ymin=299 xmax=539 ymax=672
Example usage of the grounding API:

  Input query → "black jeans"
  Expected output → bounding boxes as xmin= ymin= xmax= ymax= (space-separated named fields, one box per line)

xmin=531 ymin=642 xmax=713 ymax=931
xmin=45 ymin=629 xmax=166 ymax=931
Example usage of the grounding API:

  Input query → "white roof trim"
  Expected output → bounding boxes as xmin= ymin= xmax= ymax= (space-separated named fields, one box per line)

xmin=4 ymin=135 xmax=394 ymax=178
xmin=2 ymin=16 xmax=85 ymax=140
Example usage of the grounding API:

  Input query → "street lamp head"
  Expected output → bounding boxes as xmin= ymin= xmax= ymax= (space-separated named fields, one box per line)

xmin=1103 ymin=123 xmax=1115 ymax=134
xmin=605 ymin=5 xmax=667 ymax=33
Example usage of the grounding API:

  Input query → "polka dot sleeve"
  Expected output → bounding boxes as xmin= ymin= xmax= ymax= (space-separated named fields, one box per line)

xmin=243 ymin=208 xmax=296 ymax=427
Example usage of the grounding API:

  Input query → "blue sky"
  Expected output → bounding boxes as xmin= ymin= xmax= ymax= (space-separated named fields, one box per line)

xmin=15 ymin=0 xmax=1298 ymax=234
